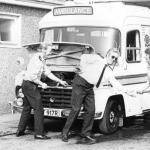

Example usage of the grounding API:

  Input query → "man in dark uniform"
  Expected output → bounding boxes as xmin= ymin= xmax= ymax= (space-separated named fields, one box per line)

xmin=16 ymin=43 xmax=68 ymax=140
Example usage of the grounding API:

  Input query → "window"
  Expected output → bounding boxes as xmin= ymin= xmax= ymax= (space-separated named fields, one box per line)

xmin=0 ymin=13 xmax=21 ymax=47
xmin=126 ymin=30 xmax=141 ymax=63
xmin=40 ymin=27 xmax=121 ymax=58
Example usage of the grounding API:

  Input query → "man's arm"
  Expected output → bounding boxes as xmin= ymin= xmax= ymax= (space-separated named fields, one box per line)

xmin=47 ymin=72 xmax=68 ymax=86
xmin=44 ymin=67 xmax=68 ymax=86
xmin=32 ymin=78 xmax=45 ymax=87
xmin=107 ymin=68 xmax=130 ymax=94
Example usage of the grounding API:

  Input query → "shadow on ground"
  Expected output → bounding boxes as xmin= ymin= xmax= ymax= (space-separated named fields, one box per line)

xmin=43 ymin=116 xmax=150 ymax=143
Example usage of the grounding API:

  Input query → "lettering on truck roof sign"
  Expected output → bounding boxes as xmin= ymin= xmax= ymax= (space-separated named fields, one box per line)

xmin=53 ymin=6 xmax=93 ymax=16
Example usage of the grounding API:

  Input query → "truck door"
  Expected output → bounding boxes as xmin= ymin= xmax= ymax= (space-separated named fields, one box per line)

xmin=115 ymin=25 xmax=146 ymax=116
xmin=124 ymin=25 xmax=149 ymax=113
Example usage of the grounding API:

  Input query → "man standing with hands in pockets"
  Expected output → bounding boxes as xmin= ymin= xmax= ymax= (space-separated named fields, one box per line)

xmin=16 ymin=43 xmax=68 ymax=140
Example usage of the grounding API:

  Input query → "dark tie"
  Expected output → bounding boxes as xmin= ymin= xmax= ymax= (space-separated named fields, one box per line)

xmin=96 ymin=64 xmax=107 ymax=88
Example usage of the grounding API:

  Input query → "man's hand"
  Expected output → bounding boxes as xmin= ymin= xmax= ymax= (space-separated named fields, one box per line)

xmin=18 ymin=92 xmax=24 ymax=98
xmin=41 ymin=83 xmax=48 ymax=89
xmin=59 ymin=80 xmax=68 ymax=87
xmin=18 ymin=89 xmax=24 ymax=98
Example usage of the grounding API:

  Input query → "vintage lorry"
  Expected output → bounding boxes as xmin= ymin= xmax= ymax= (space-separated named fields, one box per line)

xmin=11 ymin=0 xmax=150 ymax=134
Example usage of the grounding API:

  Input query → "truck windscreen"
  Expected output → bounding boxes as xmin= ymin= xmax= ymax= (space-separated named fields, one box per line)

xmin=40 ymin=27 xmax=121 ymax=57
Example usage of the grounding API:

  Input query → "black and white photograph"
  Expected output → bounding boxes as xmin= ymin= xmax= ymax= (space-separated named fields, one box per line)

xmin=1 ymin=0 xmax=150 ymax=149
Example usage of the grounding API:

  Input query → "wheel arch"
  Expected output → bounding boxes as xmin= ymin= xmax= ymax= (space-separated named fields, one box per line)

xmin=106 ymin=94 xmax=126 ymax=118
xmin=98 ymin=94 xmax=126 ymax=134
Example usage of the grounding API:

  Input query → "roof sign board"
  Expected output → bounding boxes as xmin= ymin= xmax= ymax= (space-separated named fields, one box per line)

xmin=53 ymin=6 xmax=93 ymax=16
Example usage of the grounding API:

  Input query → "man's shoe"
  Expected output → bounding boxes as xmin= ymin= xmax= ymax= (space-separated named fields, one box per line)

xmin=34 ymin=135 xmax=51 ymax=140
xmin=16 ymin=130 xmax=25 ymax=137
xmin=79 ymin=136 xmax=96 ymax=145
xmin=61 ymin=133 xmax=68 ymax=142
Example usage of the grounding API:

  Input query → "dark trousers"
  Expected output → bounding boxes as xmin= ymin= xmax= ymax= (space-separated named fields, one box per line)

xmin=18 ymin=80 xmax=44 ymax=135
xmin=62 ymin=75 xmax=95 ymax=137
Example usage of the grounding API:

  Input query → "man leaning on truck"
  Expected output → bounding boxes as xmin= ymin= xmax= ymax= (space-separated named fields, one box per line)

xmin=61 ymin=47 xmax=134 ymax=144
xmin=16 ymin=43 xmax=68 ymax=140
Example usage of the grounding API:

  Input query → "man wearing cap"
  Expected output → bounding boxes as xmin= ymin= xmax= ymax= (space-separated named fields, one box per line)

xmin=16 ymin=43 xmax=68 ymax=140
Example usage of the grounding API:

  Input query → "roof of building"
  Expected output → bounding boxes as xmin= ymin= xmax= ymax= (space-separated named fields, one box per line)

xmin=0 ymin=0 xmax=65 ymax=10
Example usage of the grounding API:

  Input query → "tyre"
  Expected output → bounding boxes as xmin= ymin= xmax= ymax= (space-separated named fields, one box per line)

xmin=99 ymin=100 xmax=121 ymax=134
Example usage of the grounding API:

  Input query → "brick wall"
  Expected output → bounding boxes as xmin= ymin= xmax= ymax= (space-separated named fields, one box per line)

xmin=0 ymin=4 xmax=50 ymax=114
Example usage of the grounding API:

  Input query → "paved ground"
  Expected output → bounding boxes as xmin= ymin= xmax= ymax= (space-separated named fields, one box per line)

xmin=0 ymin=113 xmax=20 ymax=136
xmin=0 ymin=102 xmax=11 ymax=115
xmin=1 ymin=113 xmax=150 ymax=150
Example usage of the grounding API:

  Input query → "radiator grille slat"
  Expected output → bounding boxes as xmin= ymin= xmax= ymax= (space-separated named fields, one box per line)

xmin=42 ymin=95 xmax=71 ymax=98
xmin=42 ymin=99 xmax=70 ymax=103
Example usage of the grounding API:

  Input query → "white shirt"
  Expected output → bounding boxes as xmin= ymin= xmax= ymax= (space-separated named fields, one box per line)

xmin=102 ymin=66 xmax=127 ymax=92
xmin=79 ymin=54 xmax=127 ymax=92
xmin=79 ymin=54 xmax=104 ymax=85
xmin=24 ymin=53 xmax=50 ymax=83
xmin=15 ymin=70 xmax=26 ymax=86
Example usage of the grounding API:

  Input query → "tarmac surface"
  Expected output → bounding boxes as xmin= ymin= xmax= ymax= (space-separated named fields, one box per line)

xmin=1 ymin=113 xmax=150 ymax=150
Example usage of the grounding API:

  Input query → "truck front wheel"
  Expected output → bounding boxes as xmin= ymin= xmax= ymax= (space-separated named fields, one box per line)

xmin=99 ymin=100 xmax=121 ymax=134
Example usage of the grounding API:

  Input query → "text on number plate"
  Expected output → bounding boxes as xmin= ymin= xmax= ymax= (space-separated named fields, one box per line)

xmin=44 ymin=108 xmax=61 ymax=117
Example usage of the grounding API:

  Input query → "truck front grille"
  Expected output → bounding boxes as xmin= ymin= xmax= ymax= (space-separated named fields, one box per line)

xmin=41 ymin=87 xmax=72 ymax=108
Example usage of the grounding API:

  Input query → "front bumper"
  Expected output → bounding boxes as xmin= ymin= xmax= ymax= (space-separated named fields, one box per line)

xmin=9 ymin=101 xmax=102 ymax=119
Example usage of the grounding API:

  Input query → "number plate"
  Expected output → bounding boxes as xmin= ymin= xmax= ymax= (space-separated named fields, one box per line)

xmin=44 ymin=108 xmax=61 ymax=117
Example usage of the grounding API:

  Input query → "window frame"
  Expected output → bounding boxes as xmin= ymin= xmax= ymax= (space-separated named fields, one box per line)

xmin=0 ymin=12 xmax=21 ymax=48
xmin=126 ymin=29 xmax=141 ymax=63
